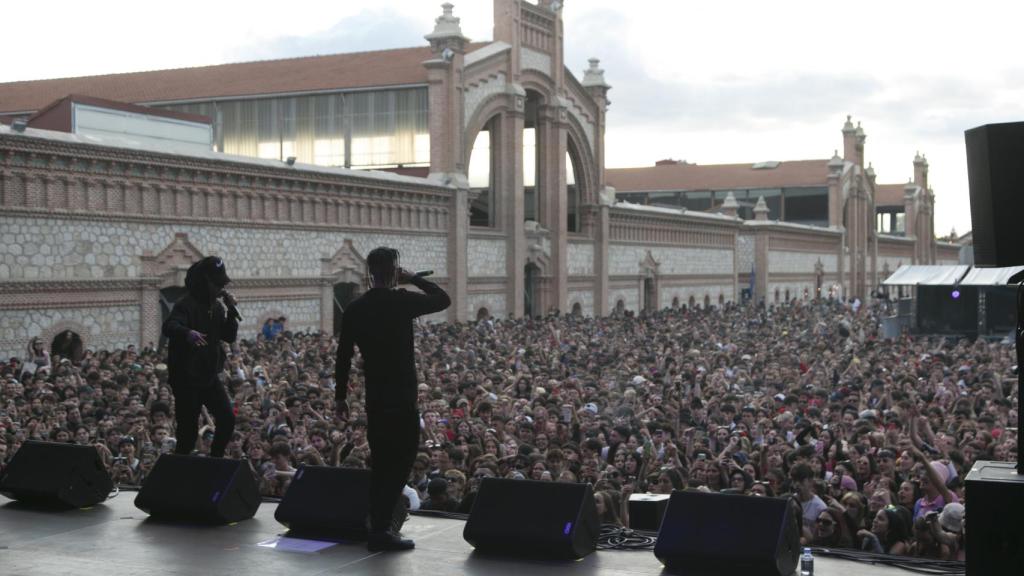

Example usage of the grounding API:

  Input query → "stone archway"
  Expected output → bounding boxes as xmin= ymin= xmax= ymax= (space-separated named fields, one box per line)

xmin=639 ymin=250 xmax=660 ymax=312
xmin=44 ymin=321 xmax=90 ymax=364
xmin=140 ymin=233 xmax=205 ymax=349
xmin=321 ymin=239 xmax=366 ymax=335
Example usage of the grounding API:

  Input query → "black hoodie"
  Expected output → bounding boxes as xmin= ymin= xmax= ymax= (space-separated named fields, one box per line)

xmin=162 ymin=260 xmax=239 ymax=388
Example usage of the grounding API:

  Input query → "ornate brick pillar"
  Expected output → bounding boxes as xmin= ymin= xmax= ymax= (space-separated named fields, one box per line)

xmin=448 ymin=186 xmax=470 ymax=322
xmin=139 ymin=281 xmax=162 ymax=349
xmin=539 ymin=103 xmax=569 ymax=313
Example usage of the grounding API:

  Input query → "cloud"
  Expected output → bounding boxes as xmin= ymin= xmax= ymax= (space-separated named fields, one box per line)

xmin=229 ymin=10 xmax=427 ymax=61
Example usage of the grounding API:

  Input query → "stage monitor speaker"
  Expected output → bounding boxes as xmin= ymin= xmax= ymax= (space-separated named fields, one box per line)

xmin=628 ymin=492 xmax=671 ymax=532
xmin=463 ymin=478 xmax=599 ymax=560
xmin=654 ymin=491 xmax=799 ymax=576
xmin=965 ymin=121 xmax=1024 ymax=267
xmin=134 ymin=454 xmax=260 ymax=523
xmin=275 ymin=465 xmax=406 ymax=539
xmin=966 ymin=461 xmax=1024 ymax=575
xmin=0 ymin=440 xmax=113 ymax=508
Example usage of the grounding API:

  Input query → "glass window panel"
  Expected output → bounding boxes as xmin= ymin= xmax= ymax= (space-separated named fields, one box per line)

xmin=567 ymin=150 xmax=579 ymax=232
xmin=523 ymin=127 xmax=537 ymax=188
xmin=783 ymin=187 xmax=828 ymax=226
xmin=470 ymin=123 xmax=495 ymax=227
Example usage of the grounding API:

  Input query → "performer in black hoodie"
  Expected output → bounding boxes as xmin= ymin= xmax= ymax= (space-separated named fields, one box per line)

xmin=335 ymin=247 xmax=450 ymax=551
xmin=163 ymin=256 xmax=239 ymax=457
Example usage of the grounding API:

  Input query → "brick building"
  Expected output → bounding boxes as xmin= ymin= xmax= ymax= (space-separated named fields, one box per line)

xmin=0 ymin=1 xmax=956 ymax=358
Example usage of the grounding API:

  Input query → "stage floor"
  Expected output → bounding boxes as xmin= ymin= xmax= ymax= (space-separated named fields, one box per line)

xmin=0 ymin=493 xmax=917 ymax=576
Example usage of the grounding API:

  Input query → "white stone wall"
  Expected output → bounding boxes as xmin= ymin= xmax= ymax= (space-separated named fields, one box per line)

xmin=737 ymin=234 xmax=755 ymax=273
xmin=0 ymin=215 xmax=448 ymax=281
xmin=466 ymin=292 xmax=507 ymax=320
xmin=609 ymin=245 xmax=734 ymax=276
xmin=768 ymin=251 xmax=838 ymax=274
xmin=520 ymin=48 xmax=552 ymax=74
xmin=468 ymin=239 xmax=507 ymax=277
xmin=608 ymin=287 xmax=639 ymax=312
xmin=568 ymin=289 xmax=594 ymax=316
xmin=659 ymin=284 xmax=735 ymax=309
xmin=568 ymin=242 xmax=594 ymax=276
xmin=238 ymin=298 xmax=321 ymax=337
xmin=768 ymin=281 xmax=816 ymax=303
xmin=0 ymin=305 xmax=139 ymax=359
xmin=463 ymin=72 xmax=507 ymax=131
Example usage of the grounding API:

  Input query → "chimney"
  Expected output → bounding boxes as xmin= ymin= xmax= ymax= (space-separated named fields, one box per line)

xmin=855 ymin=121 xmax=866 ymax=167
xmin=842 ymin=115 xmax=857 ymax=164
xmin=903 ymin=180 xmax=917 ymax=238
xmin=913 ymin=152 xmax=928 ymax=191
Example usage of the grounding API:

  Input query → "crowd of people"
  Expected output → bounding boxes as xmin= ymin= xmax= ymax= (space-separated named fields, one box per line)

xmin=2 ymin=298 xmax=1017 ymax=561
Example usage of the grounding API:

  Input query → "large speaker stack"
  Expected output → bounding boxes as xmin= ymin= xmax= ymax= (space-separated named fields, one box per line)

xmin=0 ymin=441 xmax=113 ymax=508
xmin=965 ymin=120 xmax=1024 ymax=576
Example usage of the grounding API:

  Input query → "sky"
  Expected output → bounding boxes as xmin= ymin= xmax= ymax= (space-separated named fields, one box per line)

xmin=3 ymin=0 xmax=1022 ymax=237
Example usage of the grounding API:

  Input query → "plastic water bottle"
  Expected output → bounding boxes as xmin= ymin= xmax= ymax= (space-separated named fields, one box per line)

xmin=800 ymin=547 xmax=814 ymax=576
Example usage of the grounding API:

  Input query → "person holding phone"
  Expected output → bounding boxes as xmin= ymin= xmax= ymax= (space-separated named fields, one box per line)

xmin=335 ymin=247 xmax=450 ymax=552
xmin=163 ymin=256 xmax=239 ymax=458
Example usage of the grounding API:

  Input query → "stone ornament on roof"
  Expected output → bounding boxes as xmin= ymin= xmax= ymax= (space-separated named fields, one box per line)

xmin=582 ymin=58 xmax=610 ymax=88
xmin=753 ymin=196 xmax=769 ymax=221
xmin=828 ymin=149 xmax=844 ymax=170
xmin=842 ymin=115 xmax=856 ymax=134
xmin=425 ymin=3 xmax=468 ymax=41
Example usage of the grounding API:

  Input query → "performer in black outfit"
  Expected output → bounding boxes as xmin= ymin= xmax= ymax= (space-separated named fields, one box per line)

xmin=335 ymin=247 xmax=450 ymax=551
xmin=163 ymin=256 xmax=239 ymax=457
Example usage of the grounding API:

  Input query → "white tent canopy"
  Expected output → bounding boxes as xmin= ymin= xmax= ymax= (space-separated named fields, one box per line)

xmin=959 ymin=266 xmax=1024 ymax=286
xmin=882 ymin=265 xmax=970 ymax=286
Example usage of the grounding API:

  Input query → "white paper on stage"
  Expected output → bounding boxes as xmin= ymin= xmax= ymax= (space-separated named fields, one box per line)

xmin=256 ymin=536 xmax=337 ymax=553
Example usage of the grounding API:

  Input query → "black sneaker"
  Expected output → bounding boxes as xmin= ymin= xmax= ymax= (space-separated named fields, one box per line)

xmin=367 ymin=531 xmax=415 ymax=552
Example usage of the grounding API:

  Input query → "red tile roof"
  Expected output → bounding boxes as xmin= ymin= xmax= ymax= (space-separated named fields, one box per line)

xmin=0 ymin=44 xmax=486 ymax=115
xmin=875 ymin=183 xmax=910 ymax=207
xmin=606 ymin=159 xmax=830 ymax=192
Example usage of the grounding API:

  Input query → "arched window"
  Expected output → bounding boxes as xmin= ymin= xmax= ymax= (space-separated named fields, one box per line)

xmin=567 ymin=140 xmax=583 ymax=233
xmin=704 ymin=294 xmax=711 ymax=309
xmin=51 ymin=330 xmax=84 ymax=363
xmin=774 ymin=289 xmax=780 ymax=303
xmin=672 ymin=296 xmax=680 ymax=308
xmin=469 ymin=117 xmax=497 ymax=227
xmin=571 ymin=302 xmax=582 ymax=316
xmin=615 ymin=299 xmax=625 ymax=313
xmin=785 ymin=289 xmax=790 ymax=302
xmin=688 ymin=295 xmax=696 ymax=308
xmin=476 ymin=307 xmax=490 ymax=321
xmin=719 ymin=294 xmax=725 ymax=305
xmin=524 ymin=91 xmax=542 ymax=223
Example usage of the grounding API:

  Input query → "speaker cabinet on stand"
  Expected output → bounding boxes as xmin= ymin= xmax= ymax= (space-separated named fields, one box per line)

xmin=965 ymin=121 xmax=1024 ymax=576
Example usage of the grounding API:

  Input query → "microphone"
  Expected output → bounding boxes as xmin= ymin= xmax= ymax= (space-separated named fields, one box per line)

xmin=414 ymin=270 xmax=434 ymax=277
xmin=220 ymin=291 xmax=243 ymax=322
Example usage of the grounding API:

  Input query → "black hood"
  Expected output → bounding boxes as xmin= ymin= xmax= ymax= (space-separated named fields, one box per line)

xmin=185 ymin=257 xmax=230 ymax=303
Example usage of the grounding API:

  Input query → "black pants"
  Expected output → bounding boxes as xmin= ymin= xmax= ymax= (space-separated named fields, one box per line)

xmin=367 ymin=408 xmax=420 ymax=533
xmin=172 ymin=383 xmax=235 ymax=457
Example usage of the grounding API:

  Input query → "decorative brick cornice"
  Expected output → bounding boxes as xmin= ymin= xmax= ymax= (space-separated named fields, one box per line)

xmin=1 ymin=133 xmax=453 ymax=234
